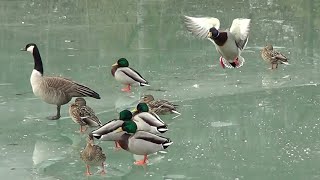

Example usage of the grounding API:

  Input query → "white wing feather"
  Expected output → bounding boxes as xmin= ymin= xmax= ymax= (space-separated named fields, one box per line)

xmin=229 ymin=18 xmax=251 ymax=42
xmin=184 ymin=16 xmax=220 ymax=39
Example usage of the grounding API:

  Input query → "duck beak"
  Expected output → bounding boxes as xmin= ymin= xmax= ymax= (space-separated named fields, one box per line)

xmin=131 ymin=108 xmax=138 ymax=113
xmin=115 ymin=127 xmax=123 ymax=133
xmin=112 ymin=63 xmax=118 ymax=67
xmin=20 ymin=47 xmax=26 ymax=51
xmin=207 ymin=32 xmax=212 ymax=38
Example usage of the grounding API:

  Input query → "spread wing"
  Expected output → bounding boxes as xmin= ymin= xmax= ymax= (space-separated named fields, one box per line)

xmin=184 ymin=16 xmax=220 ymax=39
xmin=229 ymin=18 xmax=251 ymax=50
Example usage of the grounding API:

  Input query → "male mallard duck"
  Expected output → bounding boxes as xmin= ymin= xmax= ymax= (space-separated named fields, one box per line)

xmin=117 ymin=121 xmax=173 ymax=165
xmin=184 ymin=16 xmax=251 ymax=69
xmin=80 ymin=133 xmax=106 ymax=175
xmin=92 ymin=110 xmax=133 ymax=149
xmin=21 ymin=43 xmax=101 ymax=120
xmin=111 ymin=58 xmax=149 ymax=92
xmin=69 ymin=98 xmax=102 ymax=132
xmin=261 ymin=44 xmax=289 ymax=69
xmin=141 ymin=95 xmax=180 ymax=115
xmin=132 ymin=103 xmax=168 ymax=134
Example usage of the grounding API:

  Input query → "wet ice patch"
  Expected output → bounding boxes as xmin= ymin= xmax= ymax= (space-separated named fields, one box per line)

xmin=211 ymin=121 xmax=237 ymax=127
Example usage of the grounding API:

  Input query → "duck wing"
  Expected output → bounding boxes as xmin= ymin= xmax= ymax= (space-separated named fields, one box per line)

xmin=132 ymin=131 xmax=171 ymax=145
xmin=119 ymin=67 xmax=148 ymax=84
xmin=92 ymin=119 xmax=123 ymax=136
xmin=79 ymin=106 xmax=101 ymax=126
xmin=229 ymin=18 xmax=251 ymax=50
xmin=184 ymin=16 xmax=220 ymax=39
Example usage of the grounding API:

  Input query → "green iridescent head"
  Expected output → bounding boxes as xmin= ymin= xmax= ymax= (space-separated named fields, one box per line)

xmin=137 ymin=103 xmax=149 ymax=112
xmin=122 ymin=121 xmax=137 ymax=133
xmin=117 ymin=58 xmax=129 ymax=67
xmin=119 ymin=110 xmax=132 ymax=121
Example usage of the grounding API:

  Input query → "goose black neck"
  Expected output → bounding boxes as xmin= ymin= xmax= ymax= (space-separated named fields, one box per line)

xmin=32 ymin=46 xmax=43 ymax=75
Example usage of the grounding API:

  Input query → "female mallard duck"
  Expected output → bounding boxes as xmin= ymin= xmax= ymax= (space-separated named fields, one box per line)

xmin=92 ymin=110 xmax=133 ymax=149
xmin=132 ymin=103 xmax=168 ymax=134
xmin=111 ymin=58 xmax=149 ymax=92
xmin=21 ymin=43 xmax=100 ymax=120
xmin=141 ymin=95 xmax=180 ymax=115
xmin=69 ymin=98 xmax=102 ymax=132
xmin=80 ymin=133 xmax=106 ymax=175
xmin=184 ymin=16 xmax=251 ymax=69
xmin=117 ymin=121 xmax=173 ymax=165
xmin=261 ymin=44 xmax=289 ymax=69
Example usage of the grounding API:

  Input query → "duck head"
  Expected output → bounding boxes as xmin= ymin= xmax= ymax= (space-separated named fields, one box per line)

xmin=208 ymin=27 xmax=220 ymax=39
xmin=119 ymin=110 xmax=133 ymax=121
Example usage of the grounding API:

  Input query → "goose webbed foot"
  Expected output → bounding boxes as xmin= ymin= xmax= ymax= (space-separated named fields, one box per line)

xmin=46 ymin=115 xmax=61 ymax=120
xmin=46 ymin=105 xmax=61 ymax=120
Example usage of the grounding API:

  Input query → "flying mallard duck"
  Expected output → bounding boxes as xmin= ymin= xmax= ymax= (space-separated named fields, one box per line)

xmin=69 ymin=98 xmax=102 ymax=132
xmin=116 ymin=121 xmax=173 ymax=165
xmin=92 ymin=110 xmax=133 ymax=149
xmin=261 ymin=44 xmax=289 ymax=69
xmin=184 ymin=16 xmax=251 ymax=69
xmin=80 ymin=133 xmax=106 ymax=175
xmin=132 ymin=103 xmax=168 ymax=134
xmin=111 ymin=58 xmax=149 ymax=92
xmin=21 ymin=43 xmax=100 ymax=120
xmin=141 ymin=94 xmax=180 ymax=115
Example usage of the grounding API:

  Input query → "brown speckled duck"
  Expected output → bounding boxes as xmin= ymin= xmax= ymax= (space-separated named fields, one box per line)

xmin=69 ymin=98 xmax=101 ymax=132
xmin=261 ymin=44 xmax=289 ymax=69
xmin=80 ymin=133 xmax=106 ymax=175
xmin=141 ymin=95 xmax=180 ymax=115
xmin=184 ymin=16 xmax=251 ymax=69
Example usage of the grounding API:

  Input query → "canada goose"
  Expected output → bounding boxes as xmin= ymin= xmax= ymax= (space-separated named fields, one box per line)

xmin=184 ymin=16 xmax=251 ymax=68
xmin=80 ymin=133 xmax=106 ymax=175
xmin=69 ymin=98 xmax=102 ymax=132
xmin=21 ymin=43 xmax=101 ymax=120
xmin=261 ymin=44 xmax=289 ymax=69
xmin=111 ymin=58 xmax=149 ymax=92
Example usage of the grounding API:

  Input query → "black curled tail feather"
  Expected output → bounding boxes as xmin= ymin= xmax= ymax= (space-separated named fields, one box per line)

xmin=163 ymin=138 xmax=173 ymax=149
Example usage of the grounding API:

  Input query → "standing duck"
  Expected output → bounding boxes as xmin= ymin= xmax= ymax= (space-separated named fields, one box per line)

xmin=92 ymin=110 xmax=133 ymax=149
xmin=184 ymin=16 xmax=251 ymax=69
xmin=261 ymin=44 xmax=289 ymax=69
xmin=21 ymin=43 xmax=101 ymax=120
xmin=132 ymin=103 xmax=168 ymax=134
xmin=111 ymin=58 xmax=149 ymax=92
xmin=69 ymin=98 xmax=101 ymax=132
xmin=141 ymin=94 xmax=180 ymax=115
xmin=117 ymin=121 xmax=173 ymax=165
xmin=80 ymin=133 xmax=106 ymax=175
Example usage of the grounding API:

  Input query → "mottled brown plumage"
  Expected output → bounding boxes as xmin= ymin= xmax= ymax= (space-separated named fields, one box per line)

xmin=69 ymin=98 xmax=101 ymax=132
xmin=141 ymin=95 xmax=180 ymax=115
xmin=80 ymin=134 xmax=106 ymax=175
xmin=261 ymin=44 xmax=289 ymax=69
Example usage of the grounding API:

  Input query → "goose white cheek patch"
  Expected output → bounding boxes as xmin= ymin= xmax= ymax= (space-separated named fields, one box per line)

xmin=27 ymin=45 xmax=34 ymax=53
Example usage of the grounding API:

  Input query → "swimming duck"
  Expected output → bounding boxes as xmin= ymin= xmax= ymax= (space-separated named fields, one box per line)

xmin=141 ymin=95 xmax=180 ymax=115
xmin=69 ymin=98 xmax=102 ymax=132
xmin=111 ymin=58 xmax=149 ymax=92
xmin=132 ymin=103 xmax=168 ymax=134
xmin=92 ymin=110 xmax=133 ymax=149
xmin=184 ymin=16 xmax=251 ymax=69
xmin=21 ymin=43 xmax=101 ymax=120
xmin=80 ymin=133 xmax=106 ymax=175
xmin=261 ymin=44 xmax=289 ymax=69
xmin=117 ymin=121 xmax=173 ymax=165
